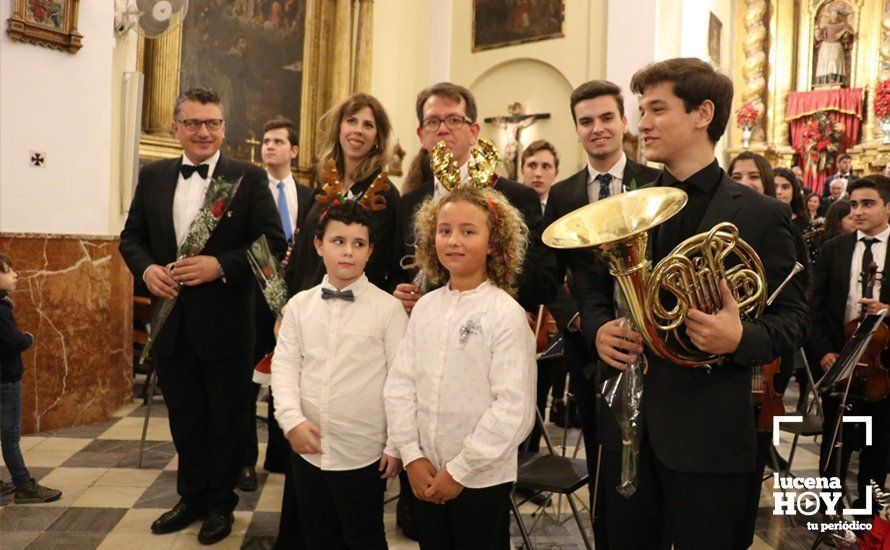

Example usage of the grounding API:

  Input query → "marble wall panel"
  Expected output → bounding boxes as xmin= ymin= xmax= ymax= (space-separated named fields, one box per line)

xmin=0 ymin=234 xmax=133 ymax=433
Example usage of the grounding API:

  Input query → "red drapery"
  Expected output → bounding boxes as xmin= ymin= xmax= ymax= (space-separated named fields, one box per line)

xmin=785 ymin=88 xmax=863 ymax=194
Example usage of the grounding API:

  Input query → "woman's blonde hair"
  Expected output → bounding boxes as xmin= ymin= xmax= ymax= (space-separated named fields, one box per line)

xmin=317 ymin=93 xmax=391 ymax=185
xmin=413 ymin=187 xmax=528 ymax=296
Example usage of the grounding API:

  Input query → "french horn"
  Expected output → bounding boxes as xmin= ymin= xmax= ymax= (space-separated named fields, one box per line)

xmin=542 ymin=187 xmax=767 ymax=368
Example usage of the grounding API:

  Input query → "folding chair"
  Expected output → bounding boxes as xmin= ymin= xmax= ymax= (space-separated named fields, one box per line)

xmin=777 ymin=350 xmax=824 ymax=477
xmin=511 ymin=408 xmax=593 ymax=550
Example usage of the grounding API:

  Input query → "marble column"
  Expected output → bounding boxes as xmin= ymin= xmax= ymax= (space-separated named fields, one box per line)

xmin=0 ymin=234 xmax=132 ymax=434
xmin=743 ymin=0 xmax=769 ymax=143
xmin=354 ymin=0 xmax=374 ymax=94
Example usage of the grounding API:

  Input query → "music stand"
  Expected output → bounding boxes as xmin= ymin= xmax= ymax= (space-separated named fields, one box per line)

xmin=810 ymin=309 xmax=886 ymax=549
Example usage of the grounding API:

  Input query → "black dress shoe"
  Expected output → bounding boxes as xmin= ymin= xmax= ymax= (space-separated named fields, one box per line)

xmin=198 ymin=510 xmax=234 ymax=545
xmin=237 ymin=466 xmax=257 ymax=492
xmin=151 ymin=501 xmax=206 ymax=534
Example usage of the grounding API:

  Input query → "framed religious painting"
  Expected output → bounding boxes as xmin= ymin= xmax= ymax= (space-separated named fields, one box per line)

xmin=473 ymin=0 xmax=565 ymax=52
xmin=708 ymin=12 xmax=722 ymax=66
xmin=178 ymin=0 xmax=306 ymax=161
xmin=6 ymin=0 xmax=83 ymax=53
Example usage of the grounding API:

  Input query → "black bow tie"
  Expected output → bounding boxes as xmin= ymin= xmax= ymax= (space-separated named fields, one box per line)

xmin=321 ymin=288 xmax=355 ymax=302
xmin=181 ymin=164 xmax=210 ymax=179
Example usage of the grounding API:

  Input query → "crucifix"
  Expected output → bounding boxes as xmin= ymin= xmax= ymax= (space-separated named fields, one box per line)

xmin=484 ymin=103 xmax=550 ymax=179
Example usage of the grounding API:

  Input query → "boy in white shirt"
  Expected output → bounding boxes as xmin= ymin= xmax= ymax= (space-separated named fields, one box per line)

xmin=385 ymin=187 xmax=536 ymax=548
xmin=272 ymin=201 xmax=408 ymax=549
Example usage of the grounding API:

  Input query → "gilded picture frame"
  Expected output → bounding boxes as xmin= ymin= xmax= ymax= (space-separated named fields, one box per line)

xmin=6 ymin=0 xmax=83 ymax=54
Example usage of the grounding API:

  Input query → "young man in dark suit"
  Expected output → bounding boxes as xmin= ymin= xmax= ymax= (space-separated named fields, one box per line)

xmin=542 ymin=80 xmax=660 ymax=524
xmin=810 ymin=174 xmax=890 ymax=515
xmin=389 ymin=82 xmax=555 ymax=539
xmin=239 ymin=117 xmax=313 ymax=491
xmin=119 ymin=87 xmax=286 ymax=545
xmin=585 ymin=59 xmax=808 ymax=549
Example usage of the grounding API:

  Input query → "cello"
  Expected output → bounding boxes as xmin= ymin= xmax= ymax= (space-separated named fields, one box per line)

xmin=841 ymin=261 xmax=890 ymax=402
xmin=752 ymin=357 xmax=785 ymax=431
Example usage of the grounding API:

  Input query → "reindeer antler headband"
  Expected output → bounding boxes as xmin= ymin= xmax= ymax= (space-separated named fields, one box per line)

xmin=430 ymin=138 xmax=502 ymax=221
xmin=316 ymin=159 xmax=391 ymax=222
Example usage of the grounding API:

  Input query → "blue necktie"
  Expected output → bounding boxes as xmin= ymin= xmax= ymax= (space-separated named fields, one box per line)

xmin=321 ymin=288 xmax=355 ymax=301
xmin=596 ymin=173 xmax=613 ymax=201
xmin=277 ymin=182 xmax=293 ymax=244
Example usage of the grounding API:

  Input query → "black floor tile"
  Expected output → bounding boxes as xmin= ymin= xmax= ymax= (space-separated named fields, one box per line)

xmin=26 ymin=530 xmax=107 ymax=549
xmin=0 ymin=507 xmax=66 ymax=532
xmin=132 ymin=470 xmax=179 ymax=510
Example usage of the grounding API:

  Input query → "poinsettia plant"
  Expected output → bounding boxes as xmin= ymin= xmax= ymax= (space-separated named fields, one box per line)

xmin=736 ymin=101 xmax=760 ymax=129
xmin=875 ymin=79 xmax=890 ymax=119
xmin=801 ymin=111 xmax=846 ymax=174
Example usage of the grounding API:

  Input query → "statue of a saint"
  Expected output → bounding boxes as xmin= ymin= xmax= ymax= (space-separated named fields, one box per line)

xmin=814 ymin=9 xmax=854 ymax=87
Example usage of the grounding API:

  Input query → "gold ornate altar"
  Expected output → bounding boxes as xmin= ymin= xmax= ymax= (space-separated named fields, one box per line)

xmin=730 ymin=0 xmax=889 ymax=173
xmin=136 ymin=0 xmax=375 ymax=186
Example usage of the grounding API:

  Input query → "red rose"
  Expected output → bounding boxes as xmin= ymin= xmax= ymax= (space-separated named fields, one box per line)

xmin=261 ymin=266 xmax=272 ymax=278
xmin=210 ymin=199 xmax=226 ymax=218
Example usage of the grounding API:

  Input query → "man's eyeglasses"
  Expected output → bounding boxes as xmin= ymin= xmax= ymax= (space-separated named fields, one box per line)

xmin=421 ymin=115 xmax=473 ymax=132
xmin=176 ymin=119 xmax=225 ymax=132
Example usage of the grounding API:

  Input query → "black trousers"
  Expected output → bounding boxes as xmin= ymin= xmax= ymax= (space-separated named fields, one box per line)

xmin=820 ymin=393 xmax=890 ymax=506
xmin=155 ymin=332 xmax=252 ymax=512
xmin=273 ymin=453 xmax=305 ymax=550
xmin=412 ymin=482 xmax=512 ymax=550
xmin=291 ymin=454 xmax=387 ymax=550
xmin=598 ymin=438 xmax=751 ymax=550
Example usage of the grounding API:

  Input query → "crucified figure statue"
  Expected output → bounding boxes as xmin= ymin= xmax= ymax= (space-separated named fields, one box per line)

xmin=484 ymin=103 xmax=550 ymax=179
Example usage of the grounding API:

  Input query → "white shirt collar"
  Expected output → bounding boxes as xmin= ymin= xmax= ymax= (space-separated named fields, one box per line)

xmin=856 ymin=226 xmax=890 ymax=243
xmin=181 ymin=150 xmax=221 ymax=179
xmin=586 ymin=152 xmax=627 ymax=183
xmin=321 ymin=273 xmax=369 ymax=296
xmin=444 ymin=278 xmax=492 ymax=296
xmin=267 ymin=171 xmax=295 ymax=187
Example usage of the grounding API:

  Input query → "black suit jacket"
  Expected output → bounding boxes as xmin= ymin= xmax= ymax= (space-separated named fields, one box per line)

xmin=577 ymin=171 xmax=809 ymax=472
xmin=119 ymin=154 xmax=287 ymax=359
xmin=294 ymin=180 xmax=313 ymax=234
xmin=390 ymin=175 xmax=555 ymax=310
xmin=809 ymin=232 xmax=890 ymax=363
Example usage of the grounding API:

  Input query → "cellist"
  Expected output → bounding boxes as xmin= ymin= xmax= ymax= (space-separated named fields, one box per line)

xmin=810 ymin=174 xmax=890 ymax=512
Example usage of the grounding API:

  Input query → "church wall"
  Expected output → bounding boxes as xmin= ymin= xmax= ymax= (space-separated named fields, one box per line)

xmin=0 ymin=0 xmax=115 ymax=235
xmin=0 ymin=1 xmax=133 ymax=434
xmin=448 ymin=0 xmax=607 ymax=175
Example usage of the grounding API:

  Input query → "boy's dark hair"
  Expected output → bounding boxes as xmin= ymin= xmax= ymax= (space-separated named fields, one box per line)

xmin=314 ymin=201 xmax=374 ymax=240
xmin=569 ymin=80 xmax=625 ymax=121
xmin=630 ymin=58 xmax=733 ymax=143
xmin=520 ymin=139 xmax=560 ymax=170
xmin=415 ymin=82 xmax=478 ymax=125
xmin=847 ymin=174 xmax=890 ymax=204
xmin=263 ymin=117 xmax=299 ymax=147
xmin=173 ymin=87 xmax=223 ymax=119
xmin=837 ymin=153 xmax=852 ymax=163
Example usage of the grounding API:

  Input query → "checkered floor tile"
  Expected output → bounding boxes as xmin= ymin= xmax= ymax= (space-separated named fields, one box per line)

xmin=0 ymin=382 xmax=864 ymax=549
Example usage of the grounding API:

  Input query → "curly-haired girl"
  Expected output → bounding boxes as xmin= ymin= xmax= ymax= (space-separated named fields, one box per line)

xmin=384 ymin=186 xmax=536 ymax=548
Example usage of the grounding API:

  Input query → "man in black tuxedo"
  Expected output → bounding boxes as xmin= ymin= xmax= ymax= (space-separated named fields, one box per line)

xmin=239 ymin=117 xmax=313 ymax=491
xmin=542 ymin=80 xmax=660 ymax=524
xmin=810 ymin=175 xmax=890 ymax=514
xmin=388 ymin=82 xmax=555 ymax=539
xmin=822 ymin=153 xmax=859 ymax=198
xmin=584 ymin=59 xmax=808 ymax=549
xmin=119 ymin=87 xmax=286 ymax=545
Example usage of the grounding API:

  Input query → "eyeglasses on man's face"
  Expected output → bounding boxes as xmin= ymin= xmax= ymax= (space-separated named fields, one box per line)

xmin=176 ymin=118 xmax=225 ymax=132
xmin=421 ymin=115 xmax=473 ymax=132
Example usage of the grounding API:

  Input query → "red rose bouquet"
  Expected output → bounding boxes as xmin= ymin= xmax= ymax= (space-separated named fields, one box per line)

xmin=736 ymin=101 xmax=760 ymax=129
xmin=801 ymin=111 xmax=846 ymax=174
xmin=875 ymin=79 xmax=890 ymax=120
xmin=139 ymin=175 xmax=242 ymax=365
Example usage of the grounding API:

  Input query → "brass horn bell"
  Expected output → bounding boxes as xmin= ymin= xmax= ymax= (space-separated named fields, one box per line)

xmin=542 ymin=187 xmax=767 ymax=368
